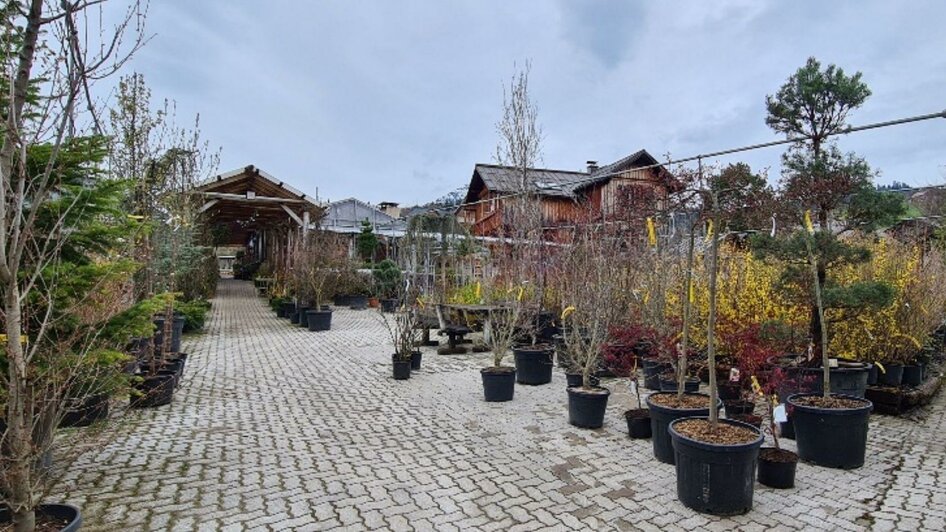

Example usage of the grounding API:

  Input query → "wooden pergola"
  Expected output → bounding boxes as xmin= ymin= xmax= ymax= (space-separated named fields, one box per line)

xmin=192 ymin=165 xmax=323 ymax=263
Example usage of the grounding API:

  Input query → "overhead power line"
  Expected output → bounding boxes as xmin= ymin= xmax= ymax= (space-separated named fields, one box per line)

xmin=455 ymin=108 xmax=946 ymax=211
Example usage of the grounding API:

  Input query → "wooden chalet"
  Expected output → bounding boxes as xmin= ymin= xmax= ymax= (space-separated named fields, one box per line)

xmin=459 ymin=149 xmax=676 ymax=237
xmin=192 ymin=165 xmax=324 ymax=264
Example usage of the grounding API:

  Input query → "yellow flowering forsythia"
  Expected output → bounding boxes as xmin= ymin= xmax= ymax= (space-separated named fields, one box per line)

xmin=671 ymin=245 xmax=807 ymax=354
xmin=830 ymin=238 xmax=946 ymax=363
xmin=673 ymin=239 xmax=946 ymax=363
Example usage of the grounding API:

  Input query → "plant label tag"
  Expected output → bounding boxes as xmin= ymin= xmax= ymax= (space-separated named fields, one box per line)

xmin=773 ymin=404 xmax=788 ymax=423
xmin=729 ymin=368 xmax=741 ymax=382
xmin=829 ymin=358 xmax=839 ymax=368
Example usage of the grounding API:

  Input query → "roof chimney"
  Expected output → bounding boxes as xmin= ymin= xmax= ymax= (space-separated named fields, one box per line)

xmin=586 ymin=160 xmax=599 ymax=174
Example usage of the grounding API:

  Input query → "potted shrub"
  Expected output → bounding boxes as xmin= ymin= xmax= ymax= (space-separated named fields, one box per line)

xmin=379 ymin=280 xmax=419 ymax=380
xmin=479 ymin=284 xmax=529 ymax=402
xmin=372 ymin=259 xmax=402 ymax=313
xmin=623 ymin=359 xmax=652 ymax=439
xmin=750 ymin=376 xmax=799 ymax=489
xmin=557 ymin=227 xmax=625 ymax=429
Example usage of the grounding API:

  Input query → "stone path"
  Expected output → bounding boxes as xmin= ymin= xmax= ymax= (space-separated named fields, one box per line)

xmin=55 ymin=280 xmax=946 ymax=531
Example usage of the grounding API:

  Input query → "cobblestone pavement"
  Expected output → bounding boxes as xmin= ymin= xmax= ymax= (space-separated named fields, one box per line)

xmin=55 ymin=280 xmax=946 ymax=531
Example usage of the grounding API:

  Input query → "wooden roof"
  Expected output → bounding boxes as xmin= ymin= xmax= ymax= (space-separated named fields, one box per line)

xmin=192 ymin=165 xmax=324 ymax=244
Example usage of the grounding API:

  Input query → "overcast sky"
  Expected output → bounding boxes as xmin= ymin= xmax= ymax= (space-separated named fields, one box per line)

xmin=103 ymin=0 xmax=946 ymax=206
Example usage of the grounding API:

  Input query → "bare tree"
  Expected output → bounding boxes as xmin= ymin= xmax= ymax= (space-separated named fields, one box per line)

xmin=1 ymin=1 xmax=147 ymax=529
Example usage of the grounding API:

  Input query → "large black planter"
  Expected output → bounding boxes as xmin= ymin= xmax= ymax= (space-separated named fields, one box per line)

xmin=380 ymin=298 xmax=399 ymax=313
xmin=788 ymin=393 xmax=873 ymax=469
xmin=481 ymin=367 xmax=516 ymax=402
xmin=297 ymin=306 xmax=311 ymax=327
xmin=718 ymin=383 xmax=742 ymax=401
xmin=902 ymin=365 xmax=922 ymax=386
xmin=349 ymin=295 xmax=369 ymax=310
xmin=758 ymin=447 xmax=798 ymax=489
xmin=646 ymin=392 xmax=720 ymax=465
xmin=565 ymin=372 xmax=599 ymax=388
xmin=333 ymin=294 xmax=351 ymax=307
xmin=60 ymin=394 xmax=110 ymax=428
xmin=642 ymin=358 xmax=670 ymax=391
xmin=724 ymin=400 xmax=755 ymax=417
xmin=392 ymin=356 xmax=411 ymax=380
xmin=306 ymin=310 xmax=332 ymax=331
xmin=780 ymin=415 xmax=795 ymax=440
xmin=514 ymin=346 xmax=553 ymax=385
xmin=0 ymin=503 xmax=82 ymax=532
xmin=280 ymin=302 xmax=296 ymax=320
xmin=625 ymin=409 xmax=652 ymax=439
xmin=153 ymin=315 xmax=185 ymax=353
xmin=130 ymin=374 xmax=174 ymax=408
xmin=799 ymin=362 xmax=871 ymax=398
xmin=879 ymin=364 xmax=903 ymax=386
xmin=410 ymin=351 xmax=422 ymax=371
xmin=867 ymin=364 xmax=879 ymax=385
xmin=669 ymin=417 xmax=763 ymax=516
xmin=659 ymin=377 xmax=700 ymax=393
xmin=567 ymin=386 xmax=610 ymax=429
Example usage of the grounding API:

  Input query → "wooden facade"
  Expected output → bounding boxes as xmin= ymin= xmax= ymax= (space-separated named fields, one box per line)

xmin=460 ymin=150 xmax=674 ymax=237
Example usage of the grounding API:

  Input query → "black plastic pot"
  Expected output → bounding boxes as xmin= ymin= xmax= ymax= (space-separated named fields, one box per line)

xmin=380 ymin=298 xmax=399 ymax=313
xmin=718 ymin=383 xmax=742 ymax=401
xmin=646 ymin=392 xmax=721 ymax=465
xmin=788 ymin=393 xmax=873 ymax=469
xmin=153 ymin=315 xmax=185 ymax=353
xmin=392 ymin=356 xmax=411 ymax=380
xmin=333 ymin=294 xmax=350 ymax=307
xmin=867 ymin=364 xmax=879 ymax=385
xmin=724 ymin=400 xmax=755 ymax=417
xmin=410 ymin=351 xmax=422 ymax=370
xmin=565 ymin=372 xmax=600 ymax=388
xmin=349 ymin=295 xmax=369 ymax=310
xmin=567 ymin=386 xmax=610 ymax=429
xmin=514 ymin=346 xmax=553 ymax=385
xmin=481 ymin=367 xmax=516 ymax=402
xmin=130 ymin=374 xmax=174 ymax=408
xmin=799 ymin=362 xmax=871 ymax=398
xmin=280 ymin=302 xmax=296 ymax=320
xmin=642 ymin=358 xmax=670 ymax=391
xmin=60 ymin=394 xmax=110 ymax=428
xmin=306 ymin=310 xmax=332 ymax=331
xmin=758 ymin=447 xmax=798 ymax=489
xmin=659 ymin=377 xmax=700 ymax=393
xmin=0 ymin=503 xmax=82 ymax=532
xmin=902 ymin=365 xmax=922 ymax=386
xmin=879 ymin=364 xmax=903 ymax=386
xmin=625 ymin=409 xmax=652 ymax=439
xmin=297 ymin=307 xmax=311 ymax=327
xmin=780 ymin=415 xmax=795 ymax=440
xmin=669 ymin=417 xmax=763 ymax=515
xmin=289 ymin=308 xmax=302 ymax=324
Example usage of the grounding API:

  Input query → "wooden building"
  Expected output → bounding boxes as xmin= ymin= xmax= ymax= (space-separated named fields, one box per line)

xmin=459 ymin=149 xmax=676 ymax=237
xmin=192 ymin=165 xmax=324 ymax=265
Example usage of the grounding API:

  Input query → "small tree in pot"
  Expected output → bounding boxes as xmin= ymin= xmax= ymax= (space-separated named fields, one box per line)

xmin=379 ymin=279 xmax=420 ymax=380
xmin=558 ymin=225 xmax=626 ymax=429
xmin=479 ymin=282 xmax=531 ymax=402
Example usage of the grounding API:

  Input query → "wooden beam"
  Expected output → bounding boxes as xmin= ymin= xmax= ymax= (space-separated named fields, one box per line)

xmin=197 ymin=199 xmax=219 ymax=214
xmin=281 ymin=204 xmax=303 ymax=226
xmin=190 ymin=191 xmax=306 ymax=204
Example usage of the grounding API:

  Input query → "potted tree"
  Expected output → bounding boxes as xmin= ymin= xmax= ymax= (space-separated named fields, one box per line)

xmin=380 ymin=279 xmax=419 ymax=380
xmin=753 ymin=376 xmax=799 ymax=489
xmin=479 ymin=283 xmax=529 ymax=402
xmin=558 ymin=226 xmax=625 ymax=429
xmin=668 ymin=183 xmax=764 ymax=516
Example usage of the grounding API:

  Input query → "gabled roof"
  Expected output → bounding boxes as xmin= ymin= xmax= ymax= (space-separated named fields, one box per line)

xmin=464 ymin=164 xmax=587 ymax=203
xmin=195 ymin=165 xmax=323 ymax=209
xmin=463 ymin=149 xmax=672 ymax=204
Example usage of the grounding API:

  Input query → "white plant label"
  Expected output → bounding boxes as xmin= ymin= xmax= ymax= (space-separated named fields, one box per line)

xmin=729 ymin=367 xmax=741 ymax=382
xmin=773 ymin=404 xmax=788 ymax=423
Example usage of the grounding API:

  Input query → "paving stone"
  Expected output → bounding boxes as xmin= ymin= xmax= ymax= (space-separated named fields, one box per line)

xmin=50 ymin=280 xmax=946 ymax=530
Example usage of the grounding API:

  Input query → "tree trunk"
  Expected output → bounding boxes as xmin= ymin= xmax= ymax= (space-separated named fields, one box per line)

xmin=5 ymin=287 xmax=36 ymax=532
xmin=707 ymin=199 xmax=721 ymax=426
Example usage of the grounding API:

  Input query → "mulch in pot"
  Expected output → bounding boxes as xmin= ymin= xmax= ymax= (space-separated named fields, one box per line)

xmin=759 ymin=447 xmax=797 ymax=463
xmin=673 ymin=418 xmax=759 ymax=445
xmin=792 ymin=395 xmax=869 ymax=409
xmin=649 ymin=393 xmax=713 ymax=409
